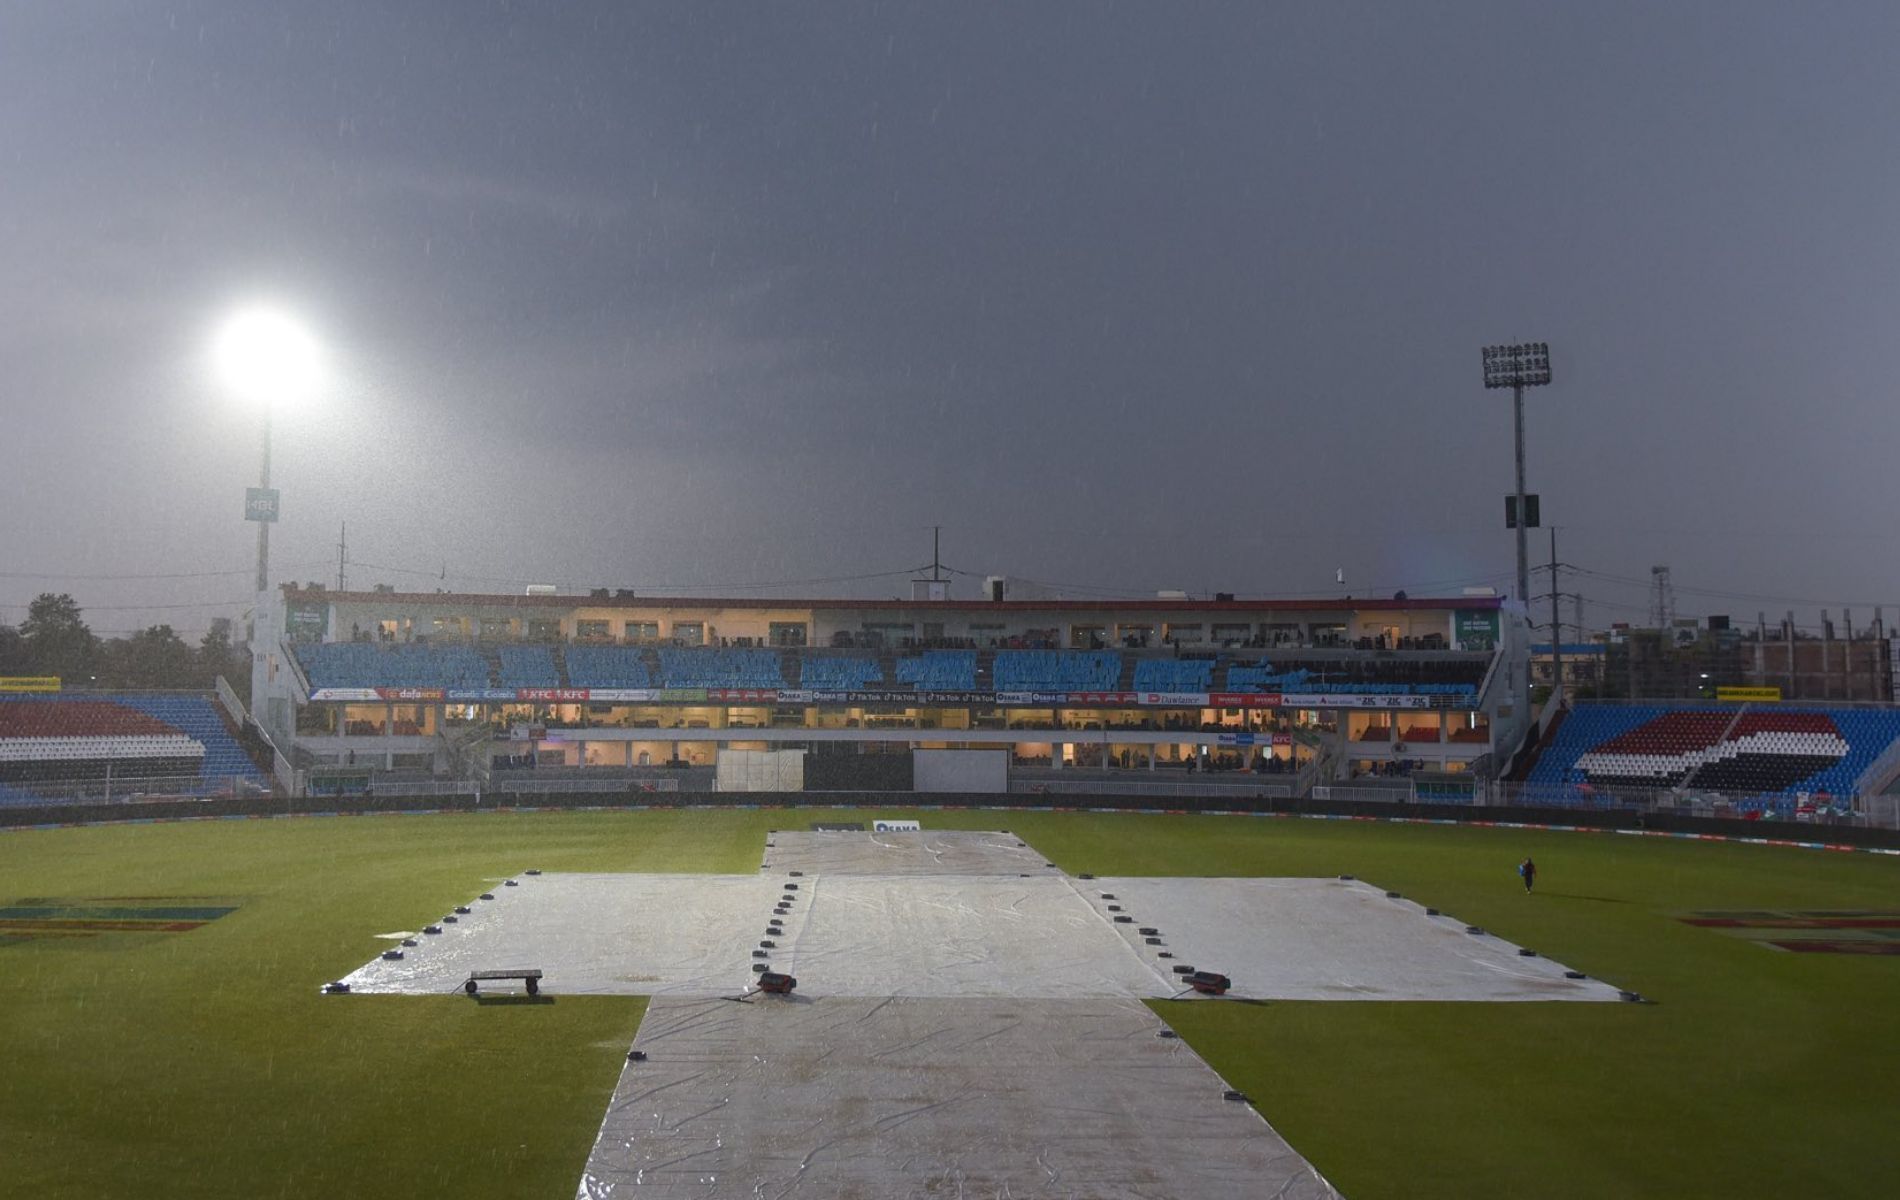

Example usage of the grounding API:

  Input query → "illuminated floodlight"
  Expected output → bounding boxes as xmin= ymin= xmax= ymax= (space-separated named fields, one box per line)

xmin=213 ymin=308 xmax=322 ymax=406
xmin=1481 ymin=342 xmax=1552 ymax=389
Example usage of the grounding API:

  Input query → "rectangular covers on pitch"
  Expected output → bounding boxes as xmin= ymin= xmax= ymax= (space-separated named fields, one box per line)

xmin=577 ymin=996 xmax=1340 ymax=1200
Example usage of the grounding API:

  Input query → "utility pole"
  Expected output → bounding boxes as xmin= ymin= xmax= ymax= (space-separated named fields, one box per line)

xmin=1786 ymin=610 xmax=1797 ymax=697
xmin=337 ymin=522 xmax=348 ymax=592
xmin=1573 ymin=592 xmax=1587 ymax=691
xmin=912 ymin=526 xmax=949 ymax=602
xmin=1650 ymin=565 xmax=1675 ymax=629
xmin=1548 ymin=527 xmax=1563 ymax=705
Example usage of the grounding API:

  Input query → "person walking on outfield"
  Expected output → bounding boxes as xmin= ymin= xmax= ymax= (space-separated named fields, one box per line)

xmin=1518 ymin=856 xmax=1537 ymax=894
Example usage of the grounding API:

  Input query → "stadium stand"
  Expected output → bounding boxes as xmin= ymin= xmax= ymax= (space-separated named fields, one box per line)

xmin=563 ymin=645 xmax=653 ymax=689
xmin=894 ymin=650 xmax=976 ymax=691
xmin=993 ymin=650 xmax=1120 ymax=692
xmin=295 ymin=642 xmax=490 ymax=689
xmin=1696 ymin=709 xmax=1900 ymax=799
xmin=1133 ymin=658 xmax=1214 ymax=692
xmin=111 ymin=695 xmax=266 ymax=784
xmin=799 ymin=655 xmax=885 ymax=690
xmin=496 ymin=645 xmax=560 ymax=688
xmin=1525 ymin=703 xmax=1900 ymax=815
xmin=1225 ymin=657 xmax=1483 ymax=696
xmin=0 ymin=694 xmax=269 ymax=802
xmin=656 ymin=648 xmax=785 ymax=689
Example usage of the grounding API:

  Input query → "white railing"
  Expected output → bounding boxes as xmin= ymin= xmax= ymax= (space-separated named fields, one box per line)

xmin=1861 ymin=794 xmax=1900 ymax=830
xmin=215 ymin=674 xmax=299 ymax=797
xmin=213 ymin=675 xmax=247 ymax=725
xmin=1488 ymin=781 xmax=1885 ymax=827
xmin=315 ymin=776 xmax=684 ymax=799
xmin=1008 ymin=778 xmax=1295 ymax=800
xmin=4 ymin=774 xmax=271 ymax=806
xmin=1855 ymin=736 xmax=1900 ymax=798
xmin=1313 ymin=783 xmax=1421 ymax=805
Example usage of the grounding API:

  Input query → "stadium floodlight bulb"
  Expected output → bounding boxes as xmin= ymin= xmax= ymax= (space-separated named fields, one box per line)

xmin=213 ymin=307 xmax=322 ymax=406
xmin=1481 ymin=342 xmax=1552 ymax=389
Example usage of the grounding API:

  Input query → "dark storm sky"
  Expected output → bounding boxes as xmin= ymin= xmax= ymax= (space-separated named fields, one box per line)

xmin=4 ymin=1 xmax=1899 ymax=638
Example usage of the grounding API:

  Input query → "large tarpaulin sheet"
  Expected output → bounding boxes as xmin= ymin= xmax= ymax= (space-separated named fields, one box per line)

xmin=577 ymin=996 xmax=1339 ymax=1199
xmin=775 ymin=874 xmax=1165 ymax=998
xmin=339 ymin=868 xmax=1618 ymax=1002
xmin=762 ymin=828 xmax=1059 ymax=876
xmin=339 ymin=873 xmax=786 ymax=996
xmin=1086 ymin=876 xmax=1624 ymax=1002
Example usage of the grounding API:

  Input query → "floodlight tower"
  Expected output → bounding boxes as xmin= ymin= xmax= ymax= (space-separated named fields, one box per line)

xmin=213 ymin=309 xmax=322 ymax=599
xmin=214 ymin=307 xmax=322 ymax=735
xmin=1481 ymin=342 xmax=1552 ymax=609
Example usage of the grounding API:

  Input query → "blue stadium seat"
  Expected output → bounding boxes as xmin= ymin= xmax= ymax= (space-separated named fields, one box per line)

xmin=564 ymin=645 xmax=653 ymax=689
xmin=497 ymin=645 xmax=559 ymax=688
xmin=993 ymin=650 xmax=1120 ymax=692
xmin=112 ymin=694 xmax=269 ymax=787
xmin=0 ymin=693 xmax=268 ymax=803
xmin=1223 ymin=659 xmax=1479 ymax=697
xmin=894 ymin=650 xmax=976 ymax=691
xmin=1526 ymin=703 xmax=1900 ymax=806
xmin=294 ymin=642 xmax=490 ymax=689
xmin=801 ymin=656 xmax=885 ymax=690
xmin=656 ymin=648 xmax=785 ymax=689
xmin=1133 ymin=659 xmax=1212 ymax=692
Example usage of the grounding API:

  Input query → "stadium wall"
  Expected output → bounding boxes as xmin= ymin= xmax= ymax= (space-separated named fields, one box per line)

xmin=7 ymin=789 xmax=1899 ymax=852
xmin=915 ymin=748 xmax=1010 ymax=793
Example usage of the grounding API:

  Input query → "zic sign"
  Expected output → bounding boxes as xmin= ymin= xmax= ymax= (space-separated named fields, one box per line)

xmin=244 ymin=487 xmax=280 ymax=523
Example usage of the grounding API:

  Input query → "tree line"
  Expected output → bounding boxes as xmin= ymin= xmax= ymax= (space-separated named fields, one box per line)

xmin=0 ymin=594 xmax=249 ymax=696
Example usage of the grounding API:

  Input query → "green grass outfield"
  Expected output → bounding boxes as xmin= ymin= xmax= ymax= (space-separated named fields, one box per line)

xmin=2 ymin=808 xmax=1897 ymax=1198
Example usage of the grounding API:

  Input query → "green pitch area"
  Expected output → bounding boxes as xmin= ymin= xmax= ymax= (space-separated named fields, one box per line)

xmin=2 ymin=810 xmax=1897 ymax=1199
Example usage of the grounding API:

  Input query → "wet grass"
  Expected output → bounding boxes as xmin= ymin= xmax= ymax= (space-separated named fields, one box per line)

xmin=1 ymin=808 xmax=1896 ymax=1198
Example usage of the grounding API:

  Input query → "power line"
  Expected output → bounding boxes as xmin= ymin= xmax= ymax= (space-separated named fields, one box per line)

xmin=1568 ymin=566 xmax=1892 ymax=610
xmin=0 ymin=598 xmax=251 ymax=613
xmin=0 ymin=562 xmax=326 ymax=582
xmin=628 ymin=567 xmax=933 ymax=593
xmin=941 ymin=564 xmax=1515 ymax=600
xmin=342 ymin=559 xmax=935 ymax=594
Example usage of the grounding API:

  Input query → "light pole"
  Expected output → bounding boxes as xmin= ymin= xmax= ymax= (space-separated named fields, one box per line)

xmin=1481 ymin=341 xmax=1551 ymax=609
xmin=256 ymin=405 xmax=272 ymax=594
xmin=214 ymin=308 xmax=321 ymax=734
xmin=214 ymin=308 xmax=321 ymax=600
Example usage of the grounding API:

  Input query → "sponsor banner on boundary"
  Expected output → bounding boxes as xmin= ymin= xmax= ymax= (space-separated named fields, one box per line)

xmin=1279 ymin=693 xmax=1434 ymax=710
xmin=1216 ymin=732 xmax=1294 ymax=746
xmin=309 ymin=688 xmax=382 ymax=702
xmin=1716 ymin=686 xmax=1783 ymax=702
xmin=0 ymin=676 xmax=61 ymax=693
xmin=302 ymin=684 xmax=1450 ymax=710
xmin=516 ymin=688 xmax=589 ymax=703
xmin=873 ymin=819 xmax=923 ymax=832
xmin=445 ymin=688 xmax=519 ymax=702
xmin=705 ymin=688 xmax=780 ymax=702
